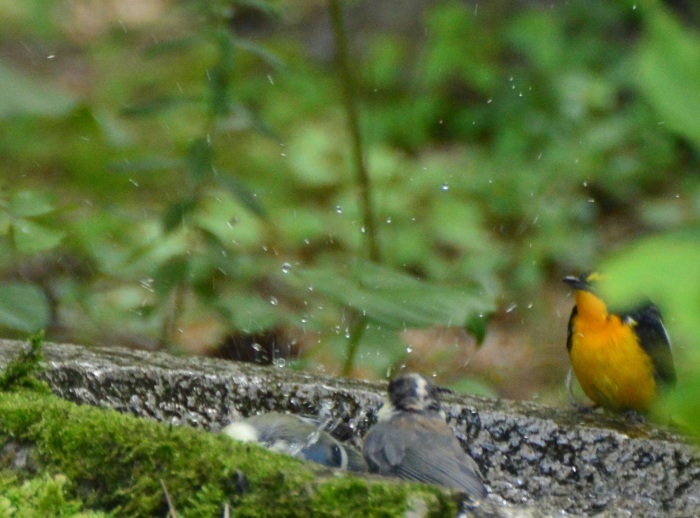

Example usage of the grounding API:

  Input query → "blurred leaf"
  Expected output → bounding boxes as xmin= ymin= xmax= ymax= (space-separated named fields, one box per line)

xmin=0 ymin=282 xmax=50 ymax=332
xmin=637 ymin=5 xmax=700 ymax=147
xmin=351 ymin=323 xmax=408 ymax=375
xmin=162 ymin=198 xmax=199 ymax=233
xmin=209 ymin=29 xmax=235 ymax=117
xmin=186 ymin=138 xmax=213 ymax=182
xmin=290 ymin=261 xmax=493 ymax=330
xmin=0 ymin=60 xmax=76 ymax=118
xmin=235 ymin=0 xmax=281 ymax=16
xmin=193 ymin=192 xmax=264 ymax=247
xmin=215 ymin=172 xmax=267 ymax=219
xmin=464 ymin=313 xmax=489 ymax=346
xmin=506 ymin=11 xmax=563 ymax=74
xmin=448 ymin=376 xmax=498 ymax=398
xmin=0 ymin=212 xmax=9 ymax=234
xmin=9 ymin=191 xmax=57 ymax=217
xmin=287 ymin=123 xmax=345 ymax=186
xmin=121 ymin=96 xmax=195 ymax=117
xmin=144 ymin=36 xmax=202 ymax=57
xmin=235 ymin=38 xmax=285 ymax=69
xmin=601 ymin=230 xmax=700 ymax=342
xmin=153 ymin=255 xmax=190 ymax=296
xmin=108 ymin=157 xmax=184 ymax=173
xmin=215 ymin=292 xmax=282 ymax=334
xmin=655 ymin=378 xmax=700 ymax=434
xmin=11 ymin=220 xmax=65 ymax=254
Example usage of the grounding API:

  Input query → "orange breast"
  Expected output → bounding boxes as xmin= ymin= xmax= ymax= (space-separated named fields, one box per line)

xmin=569 ymin=305 xmax=657 ymax=412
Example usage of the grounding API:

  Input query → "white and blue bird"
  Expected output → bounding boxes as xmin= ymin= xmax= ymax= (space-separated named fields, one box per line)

xmin=223 ymin=412 xmax=366 ymax=473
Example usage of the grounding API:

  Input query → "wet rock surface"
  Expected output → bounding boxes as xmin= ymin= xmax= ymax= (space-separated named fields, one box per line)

xmin=1 ymin=339 xmax=699 ymax=516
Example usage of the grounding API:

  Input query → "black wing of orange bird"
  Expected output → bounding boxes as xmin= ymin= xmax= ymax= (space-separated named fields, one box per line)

xmin=623 ymin=303 xmax=676 ymax=387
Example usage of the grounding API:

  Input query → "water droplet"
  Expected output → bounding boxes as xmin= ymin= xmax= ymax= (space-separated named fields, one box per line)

xmin=360 ymin=226 xmax=366 ymax=233
xmin=273 ymin=358 xmax=286 ymax=368
xmin=269 ymin=297 xmax=278 ymax=306
xmin=227 ymin=217 xmax=239 ymax=227
xmin=582 ymin=181 xmax=588 ymax=187
xmin=281 ymin=262 xmax=292 ymax=274
xmin=527 ymin=303 xmax=533 ymax=309
xmin=486 ymin=98 xmax=493 ymax=104
xmin=386 ymin=217 xmax=392 ymax=224
xmin=406 ymin=346 xmax=413 ymax=353
xmin=335 ymin=205 xmax=343 ymax=214
xmin=441 ymin=183 xmax=449 ymax=191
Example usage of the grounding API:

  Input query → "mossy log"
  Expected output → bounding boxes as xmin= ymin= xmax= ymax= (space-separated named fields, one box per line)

xmin=1 ymin=339 xmax=699 ymax=516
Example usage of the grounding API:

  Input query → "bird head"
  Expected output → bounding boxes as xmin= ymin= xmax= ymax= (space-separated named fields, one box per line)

xmin=563 ymin=271 xmax=606 ymax=292
xmin=386 ymin=372 xmax=442 ymax=413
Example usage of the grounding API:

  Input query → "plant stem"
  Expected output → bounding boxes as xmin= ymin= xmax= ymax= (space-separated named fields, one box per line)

xmin=328 ymin=0 xmax=379 ymax=376
xmin=328 ymin=0 xmax=380 ymax=263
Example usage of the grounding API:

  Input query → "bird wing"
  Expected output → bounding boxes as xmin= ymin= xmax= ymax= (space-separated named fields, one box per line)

xmin=364 ymin=416 xmax=485 ymax=498
xmin=626 ymin=304 xmax=676 ymax=386
xmin=566 ymin=306 xmax=578 ymax=353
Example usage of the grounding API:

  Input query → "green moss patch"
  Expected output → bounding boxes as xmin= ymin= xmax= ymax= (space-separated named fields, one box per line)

xmin=0 ymin=390 xmax=459 ymax=516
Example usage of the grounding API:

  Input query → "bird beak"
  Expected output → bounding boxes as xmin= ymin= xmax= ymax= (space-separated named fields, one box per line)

xmin=562 ymin=275 xmax=591 ymax=292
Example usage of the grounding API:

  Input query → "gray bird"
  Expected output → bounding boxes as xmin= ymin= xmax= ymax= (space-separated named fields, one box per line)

xmin=362 ymin=372 xmax=487 ymax=499
xmin=223 ymin=412 xmax=366 ymax=473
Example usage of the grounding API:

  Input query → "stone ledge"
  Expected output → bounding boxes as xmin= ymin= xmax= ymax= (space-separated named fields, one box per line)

xmin=1 ymin=339 xmax=699 ymax=516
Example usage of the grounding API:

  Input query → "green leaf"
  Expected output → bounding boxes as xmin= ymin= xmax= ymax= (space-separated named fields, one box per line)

xmin=107 ymin=157 xmax=184 ymax=173
xmin=464 ymin=312 xmax=489 ymax=346
xmin=448 ymin=376 xmax=498 ymax=398
xmin=11 ymin=220 xmax=65 ymax=254
xmin=144 ymin=35 xmax=201 ymax=57
xmin=9 ymin=191 xmax=57 ymax=218
xmin=215 ymin=292 xmax=282 ymax=334
xmin=209 ymin=29 xmax=235 ymax=117
xmin=0 ymin=60 xmax=76 ymax=118
xmin=235 ymin=38 xmax=285 ymax=69
xmin=120 ymin=96 xmax=195 ymax=117
xmin=185 ymin=138 xmax=213 ymax=183
xmin=234 ymin=0 xmax=281 ymax=16
xmin=289 ymin=261 xmax=493 ymax=330
xmin=601 ymin=230 xmax=700 ymax=342
xmin=215 ymin=173 xmax=267 ymax=219
xmin=162 ymin=198 xmax=199 ymax=233
xmin=153 ymin=255 xmax=191 ymax=296
xmin=637 ymin=5 xmax=700 ymax=147
xmin=0 ymin=282 xmax=50 ymax=332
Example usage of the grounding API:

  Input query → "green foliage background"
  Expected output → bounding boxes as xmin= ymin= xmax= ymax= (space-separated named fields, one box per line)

xmin=0 ymin=0 xmax=698 ymax=410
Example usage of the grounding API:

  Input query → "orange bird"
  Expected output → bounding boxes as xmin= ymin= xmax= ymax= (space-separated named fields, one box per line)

xmin=563 ymin=272 xmax=676 ymax=413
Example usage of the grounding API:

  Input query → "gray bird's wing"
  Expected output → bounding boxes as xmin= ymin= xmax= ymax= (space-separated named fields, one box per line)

xmin=363 ymin=415 xmax=486 ymax=499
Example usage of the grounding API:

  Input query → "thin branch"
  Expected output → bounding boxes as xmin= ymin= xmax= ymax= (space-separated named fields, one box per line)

xmin=328 ymin=0 xmax=380 ymax=263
